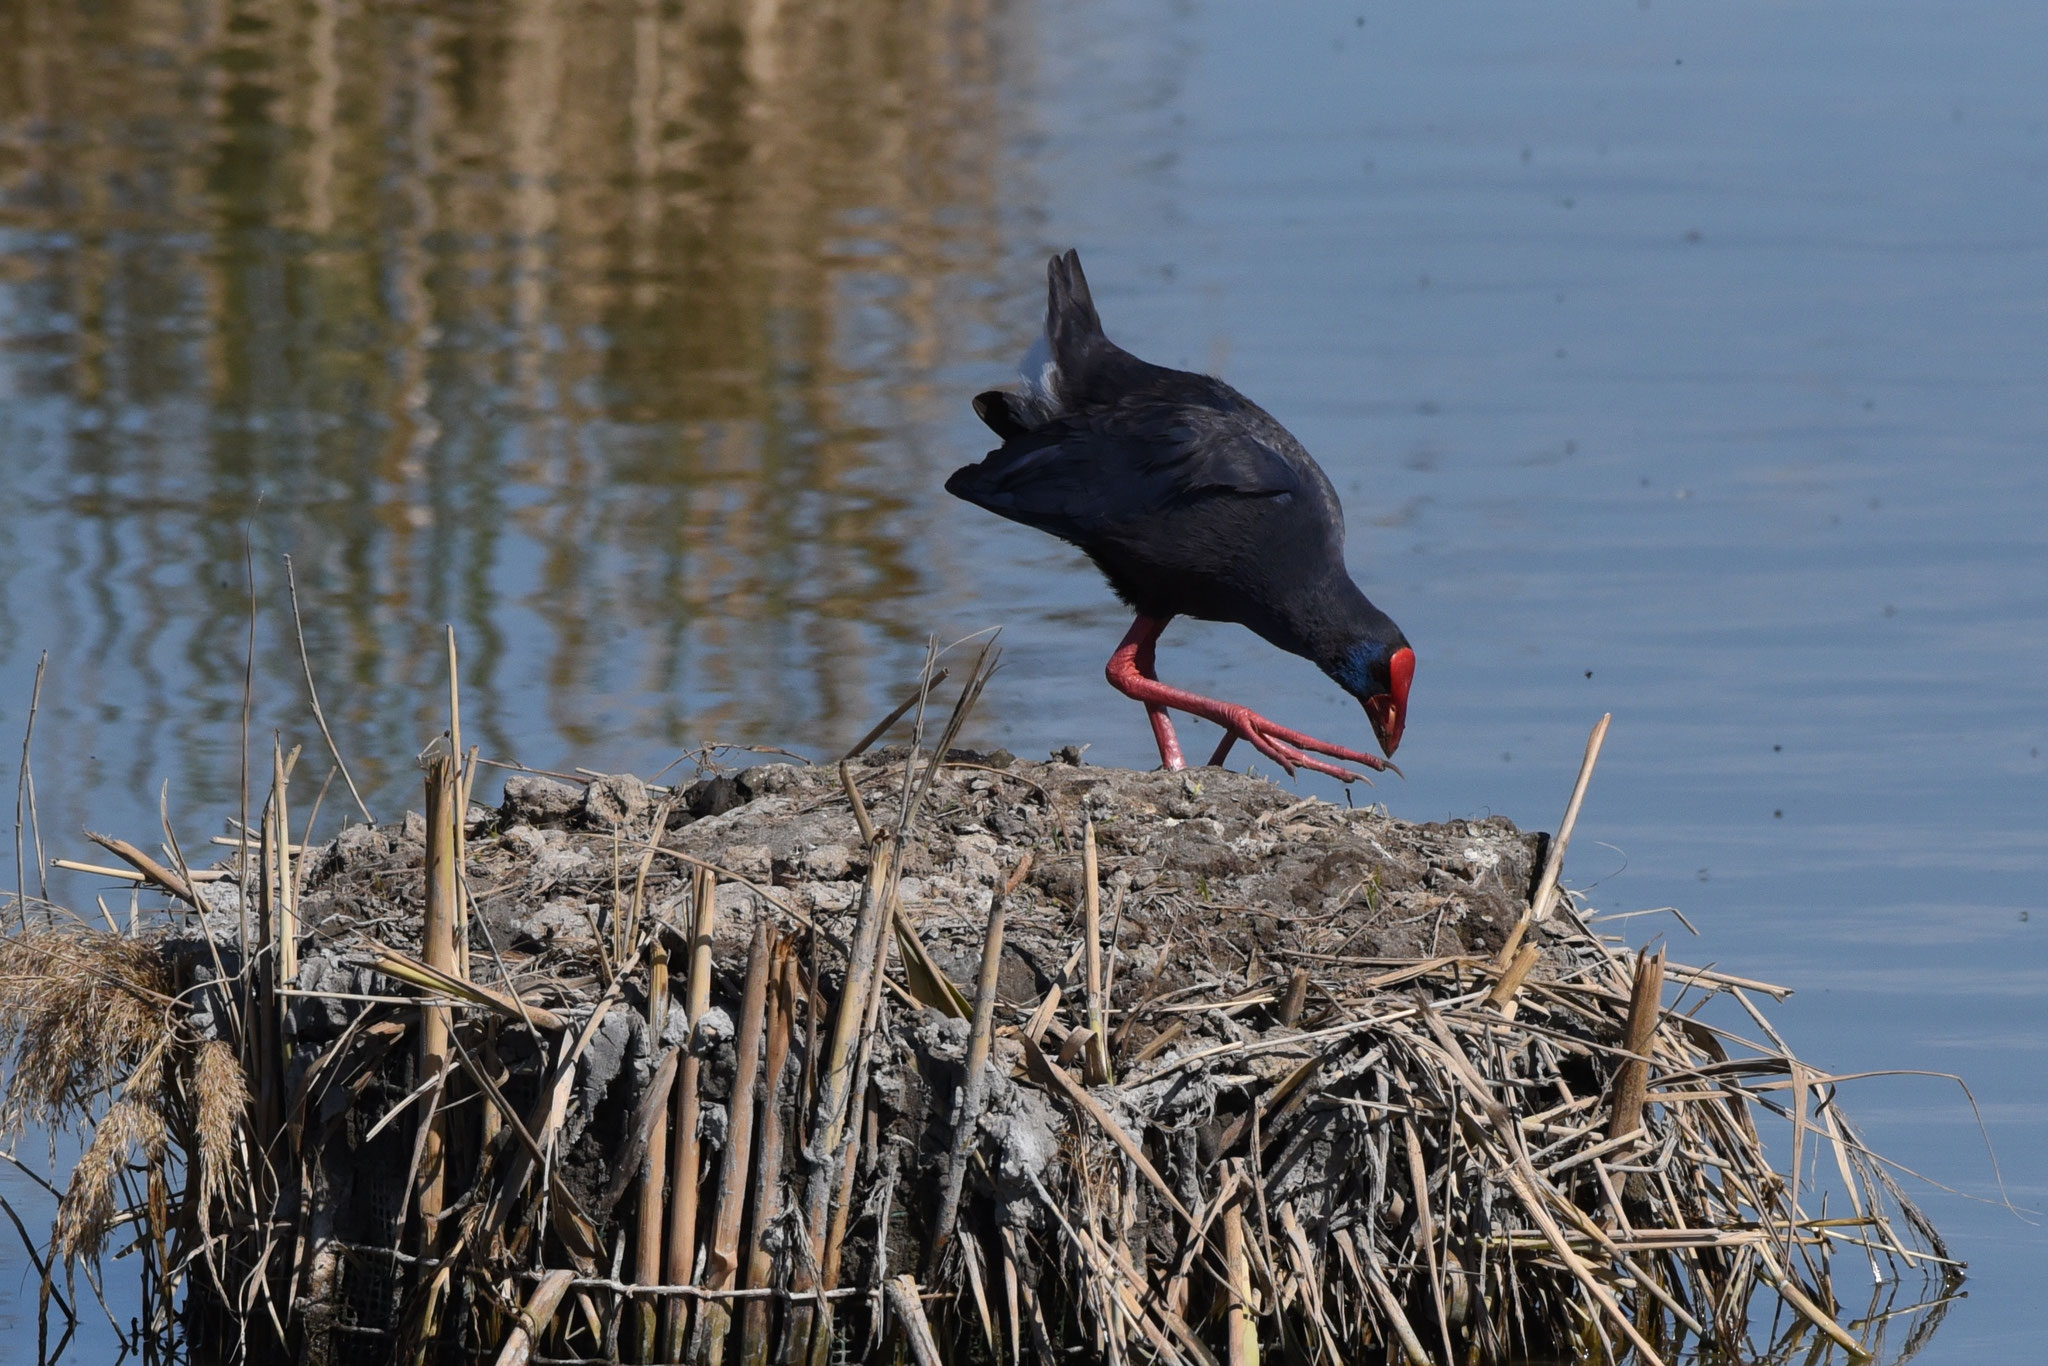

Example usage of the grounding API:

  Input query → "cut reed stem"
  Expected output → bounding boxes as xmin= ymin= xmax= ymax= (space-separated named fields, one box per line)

xmin=1081 ymin=819 xmax=1112 ymax=1086
xmin=738 ymin=944 xmax=797 ymax=1366
xmin=929 ymin=854 xmax=1023 ymax=1269
xmin=699 ymin=921 xmax=774 ymax=1364
xmin=1608 ymin=947 xmax=1667 ymax=1143
xmin=1498 ymin=712 xmax=1612 ymax=967
xmin=660 ymin=867 xmax=720 ymax=1358
xmin=632 ymin=936 xmax=671 ymax=1360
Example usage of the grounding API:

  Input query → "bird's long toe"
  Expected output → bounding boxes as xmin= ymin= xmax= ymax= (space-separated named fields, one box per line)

xmin=1258 ymin=719 xmax=1392 ymax=771
xmin=1225 ymin=714 xmax=1376 ymax=785
xmin=1215 ymin=708 xmax=1298 ymax=776
xmin=1273 ymin=742 xmax=1375 ymax=785
xmin=1216 ymin=706 xmax=1386 ymax=782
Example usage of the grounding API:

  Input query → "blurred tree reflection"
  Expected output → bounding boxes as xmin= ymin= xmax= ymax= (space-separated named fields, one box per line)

xmin=0 ymin=0 xmax=1027 ymax=819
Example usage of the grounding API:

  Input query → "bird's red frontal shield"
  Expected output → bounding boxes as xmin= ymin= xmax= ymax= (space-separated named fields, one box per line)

xmin=1365 ymin=647 xmax=1414 ymax=757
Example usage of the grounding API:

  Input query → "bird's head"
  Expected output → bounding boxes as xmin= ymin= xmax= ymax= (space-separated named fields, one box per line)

xmin=1334 ymin=639 xmax=1415 ymax=759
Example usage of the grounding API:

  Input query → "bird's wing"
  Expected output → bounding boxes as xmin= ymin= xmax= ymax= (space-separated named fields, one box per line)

xmin=947 ymin=399 xmax=1304 ymax=536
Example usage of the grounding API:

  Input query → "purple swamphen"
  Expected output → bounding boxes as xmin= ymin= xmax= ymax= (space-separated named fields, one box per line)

xmin=946 ymin=250 xmax=1413 ymax=782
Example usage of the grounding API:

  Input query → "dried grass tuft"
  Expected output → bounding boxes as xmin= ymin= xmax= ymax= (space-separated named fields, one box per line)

xmin=54 ymin=1095 xmax=168 ymax=1261
xmin=0 ymin=928 xmax=176 ymax=1134
xmin=191 ymin=1038 xmax=249 ymax=1207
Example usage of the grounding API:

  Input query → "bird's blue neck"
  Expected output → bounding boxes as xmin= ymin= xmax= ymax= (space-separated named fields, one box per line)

xmin=1329 ymin=641 xmax=1390 ymax=698
xmin=1264 ymin=573 xmax=1402 ymax=697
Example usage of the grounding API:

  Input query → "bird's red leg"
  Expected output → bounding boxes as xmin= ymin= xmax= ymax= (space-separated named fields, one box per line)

xmin=1108 ymin=616 xmax=1188 ymax=770
xmin=1107 ymin=615 xmax=1393 ymax=783
xmin=1148 ymin=705 xmax=1186 ymax=770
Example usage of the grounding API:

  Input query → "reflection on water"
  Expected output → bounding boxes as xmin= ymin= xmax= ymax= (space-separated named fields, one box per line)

xmin=0 ymin=0 xmax=1030 ymax=827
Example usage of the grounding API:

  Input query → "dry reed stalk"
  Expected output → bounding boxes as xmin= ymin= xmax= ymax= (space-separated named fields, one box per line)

xmin=999 ymin=1226 xmax=1028 ymax=1365
xmin=841 ymin=668 xmax=952 ymax=762
xmin=1401 ymin=1113 xmax=1456 ymax=1362
xmin=1026 ymin=1167 xmax=1207 ymax=1366
xmin=272 ymin=739 xmax=298 ymax=984
xmin=253 ymin=769 xmax=284 ymax=1154
xmin=1608 ymin=948 xmax=1667 ymax=1143
xmin=699 ymin=922 xmax=774 ymax=1364
xmin=477 ymin=1016 xmax=504 ymax=1158
xmin=446 ymin=625 xmax=463 ymax=788
xmin=1754 ymin=1242 xmax=1866 ymax=1356
xmin=416 ymin=754 xmax=461 ymax=1230
xmin=820 ymin=883 xmax=898 ymax=1295
xmin=659 ymin=867 xmax=719 ymax=1358
xmin=838 ymin=761 xmax=877 ymax=847
xmin=1130 ymin=1020 xmax=1187 ymax=1067
xmin=1020 ymin=1035 xmax=1194 ymax=1229
xmin=894 ymin=904 xmax=972 ymax=1018
xmin=208 ymin=833 xmax=313 ymax=853
xmin=602 ymin=1046 xmax=678 ymax=1213
xmin=262 ymin=744 xmax=301 ymax=1169
xmin=799 ymin=843 xmax=898 ymax=1248
xmin=48 ymin=858 xmax=230 ymax=884
xmin=886 ymin=1275 xmax=946 ymax=1366
xmin=800 ymin=835 xmax=910 ymax=1366
xmin=457 ymin=743 xmax=478 ymax=981
xmin=1276 ymin=968 xmax=1310 ymax=1028
xmin=284 ymin=554 xmax=373 ymax=824
xmin=477 ymin=961 xmax=635 ymax=1257
xmin=956 ymin=1234 xmax=999 ymax=1361
xmin=494 ymin=1268 xmax=575 ymax=1366
xmin=1023 ymin=974 xmax=1064 ymax=1044
xmin=1222 ymin=1177 xmax=1257 ymax=1366
xmin=930 ymin=855 xmax=1029 ymax=1268
xmin=652 ymin=846 xmax=841 ymax=952
xmin=367 ymin=946 xmax=569 ymax=1032
xmin=902 ymin=644 xmax=1000 ymax=823
xmin=1344 ymin=1228 xmax=1429 ymax=1366
xmin=13 ymin=650 xmax=49 ymax=928
xmin=1485 ymin=941 xmax=1544 ymax=1015
xmin=83 ymin=833 xmax=202 ymax=909
xmin=622 ymin=798 xmax=677 ymax=957
xmin=276 ymin=749 xmax=299 ymax=983
xmin=1081 ymin=820 xmax=1112 ymax=1086
xmin=1480 ymin=1115 xmax=1671 ymax=1364
xmin=633 ymin=936 xmax=671 ymax=1360
xmin=408 ymin=752 xmax=463 ymax=1355
xmin=739 ymin=944 xmax=797 ymax=1366
xmin=1498 ymin=713 xmax=1611 ymax=967
xmin=235 ymin=538 xmax=259 ymax=973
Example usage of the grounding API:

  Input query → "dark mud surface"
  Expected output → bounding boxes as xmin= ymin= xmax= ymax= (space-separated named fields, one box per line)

xmin=292 ymin=750 xmax=1547 ymax=1048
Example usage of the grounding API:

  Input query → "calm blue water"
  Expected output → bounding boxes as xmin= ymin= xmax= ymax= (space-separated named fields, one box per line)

xmin=1 ymin=0 xmax=2043 ymax=1359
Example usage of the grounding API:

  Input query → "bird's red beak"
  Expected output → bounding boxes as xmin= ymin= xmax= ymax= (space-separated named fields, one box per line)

xmin=1364 ymin=647 xmax=1413 ymax=757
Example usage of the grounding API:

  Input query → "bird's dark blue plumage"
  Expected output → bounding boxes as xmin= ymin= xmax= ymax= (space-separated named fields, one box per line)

xmin=947 ymin=251 xmax=1414 ymax=778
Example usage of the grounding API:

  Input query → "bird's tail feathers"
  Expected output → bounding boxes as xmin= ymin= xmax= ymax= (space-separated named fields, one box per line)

xmin=972 ymin=389 xmax=1044 ymax=440
xmin=977 ymin=250 xmax=1112 ymax=439
xmin=1048 ymin=249 xmax=1114 ymax=393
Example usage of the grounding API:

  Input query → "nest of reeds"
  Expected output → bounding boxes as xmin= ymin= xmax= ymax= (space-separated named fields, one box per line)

xmin=5 ymin=659 xmax=1957 ymax=1365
